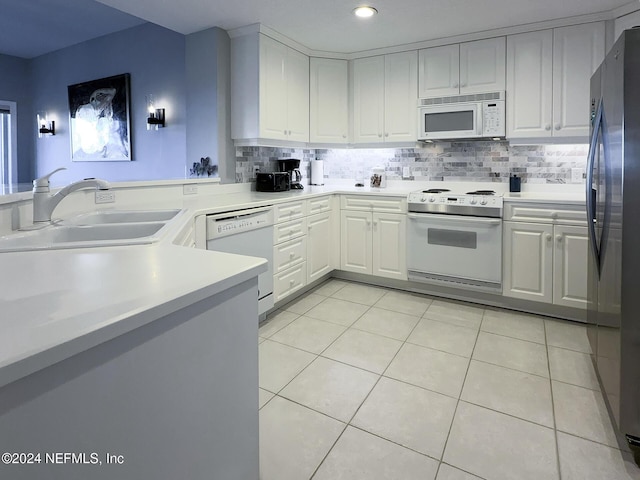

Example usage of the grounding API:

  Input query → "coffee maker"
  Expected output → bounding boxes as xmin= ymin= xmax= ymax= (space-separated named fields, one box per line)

xmin=278 ymin=159 xmax=303 ymax=190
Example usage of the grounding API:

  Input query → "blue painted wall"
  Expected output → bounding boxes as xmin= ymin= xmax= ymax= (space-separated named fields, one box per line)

xmin=30 ymin=22 xmax=187 ymax=185
xmin=0 ymin=54 xmax=34 ymax=183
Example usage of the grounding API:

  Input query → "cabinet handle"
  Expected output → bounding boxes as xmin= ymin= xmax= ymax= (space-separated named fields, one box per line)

xmin=378 ymin=133 xmax=382 ymax=138
xmin=551 ymin=212 xmax=558 ymax=219
xmin=385 ymin=133 xmax=389 ymax=137
xmin=545 ymin=124 xmax=551 ymax=131
xmin=284 ymin=130 xmax=287 ymax=135
xmin=290 ymin=252 xmax=295 ymax=258
xmin=342 ymin=134 xmax=347 ymax=138
xmin=290 ymin=279 xmax=295 ymax=286
xmin=546 ymin=234 xmax=552 ymax=242
xmin=555 ymin=124 xmax=561 ymax=131
xmin=460 ymin=83 xmax=466 ymax=88
xmin=556 ymin=235 xmax=563 ymax=243
xmin=453 ymin=83 xmax=459 ymax=88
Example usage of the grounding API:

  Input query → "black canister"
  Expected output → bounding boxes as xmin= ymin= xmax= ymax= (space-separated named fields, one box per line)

xmin=509 ymin=174 xmax=521 ymax=192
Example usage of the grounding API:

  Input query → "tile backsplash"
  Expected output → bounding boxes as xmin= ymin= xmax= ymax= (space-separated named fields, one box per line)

xmin=235 ymin=142 xmax=588 ymax=185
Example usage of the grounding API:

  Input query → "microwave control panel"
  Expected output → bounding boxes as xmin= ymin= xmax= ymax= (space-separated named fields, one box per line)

xmin=482 ymin=100 xmax=505 ymax=137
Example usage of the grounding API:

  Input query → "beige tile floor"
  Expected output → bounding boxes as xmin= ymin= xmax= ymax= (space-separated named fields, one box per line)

xmin=258 ymin=279 xmax=640 ymax=480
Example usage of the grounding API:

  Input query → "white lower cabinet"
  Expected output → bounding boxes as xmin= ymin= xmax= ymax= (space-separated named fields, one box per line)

xmin=553 ymin=224 xmax=588 ymax=308
xmin=503 ymin=218 xmax=587 ymax=309
xmin=274 ymin=262 xmax=307 ymax=302
xmin=503 ymin=221 xmax=554 ymax=302
xmin=341 ymin=210 xmax=407 ymax=280
xmin=307 ymin=211 xmax=333 ymax=283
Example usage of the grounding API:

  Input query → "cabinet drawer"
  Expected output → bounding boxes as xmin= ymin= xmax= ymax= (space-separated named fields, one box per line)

xmin=340 ymin=195 xmax=406 ymax=213
xmin=307 ymin=196 xmax=331 ymax=215
xmin=274 ymin=201 xmax=307 ymax=223
xmin=504 ymin=203 xmax=586 ymax=226
xmin=273 ymin=236 xmax=306 ymax=273
xmin=274 ymin=262 xmax=307 ymax=302
xmin=274 ymin=217 xmax=307 ymax=244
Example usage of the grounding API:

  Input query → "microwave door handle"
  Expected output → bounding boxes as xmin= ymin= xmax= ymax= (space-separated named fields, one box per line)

xmin=476 ymin=107 xmax=483 ymax=135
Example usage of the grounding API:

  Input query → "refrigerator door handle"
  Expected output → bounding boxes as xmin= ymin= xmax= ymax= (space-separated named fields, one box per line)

xmin=586 ymin=98 xmax=603 ymax=276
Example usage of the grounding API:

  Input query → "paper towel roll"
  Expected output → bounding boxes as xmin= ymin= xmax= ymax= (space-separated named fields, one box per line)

xmin=311 ymin=160 xmax=324 ymax=186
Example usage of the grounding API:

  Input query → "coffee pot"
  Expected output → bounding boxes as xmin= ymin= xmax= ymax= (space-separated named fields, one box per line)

xmin=278 ymin=159 xmax=304 ymax=190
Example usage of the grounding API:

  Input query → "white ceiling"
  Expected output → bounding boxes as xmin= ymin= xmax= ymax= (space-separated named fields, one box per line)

xmin=1 ymin=0 xmax=636 ymax=59
xmin=96 ymin=0 xmax=633 ymax=53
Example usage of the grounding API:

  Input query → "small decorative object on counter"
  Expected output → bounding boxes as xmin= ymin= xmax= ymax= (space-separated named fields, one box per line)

xmin=190 ymin=157 xmax=218 ymax=177
xmin=509 ymin=174 xmax=521 ymax=192
xmin=370 ymin=166 xmax=386 ymax=188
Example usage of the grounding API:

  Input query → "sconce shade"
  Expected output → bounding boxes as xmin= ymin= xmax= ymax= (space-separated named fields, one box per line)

xmin=147 ymin=108 xmax=165 ymax=129
xmin=37 ymin=112 xmax=55 ymax=137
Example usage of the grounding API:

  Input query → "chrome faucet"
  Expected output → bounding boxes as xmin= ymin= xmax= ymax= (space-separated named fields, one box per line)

xmin=32 ymin=168 xmax=111 ymax=223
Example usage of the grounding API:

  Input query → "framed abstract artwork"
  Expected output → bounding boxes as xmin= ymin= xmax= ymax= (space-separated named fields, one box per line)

xmin=68 ymin=73 xmax=132 ymax=161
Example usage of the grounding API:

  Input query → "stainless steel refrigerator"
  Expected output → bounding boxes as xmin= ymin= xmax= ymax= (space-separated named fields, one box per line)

xmin=587 ymin=27 xmax=640 ymax=458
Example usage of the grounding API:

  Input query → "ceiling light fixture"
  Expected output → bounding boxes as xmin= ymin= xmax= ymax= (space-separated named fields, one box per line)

xmin=353 ymin=6 xmax=378 ymax=18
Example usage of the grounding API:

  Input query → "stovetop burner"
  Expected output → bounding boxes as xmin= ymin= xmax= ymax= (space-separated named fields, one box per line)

xmin=422 ymin=188 xmax=451 ymax=194
xmin=466 ymin=190 xmax=496 ymax=195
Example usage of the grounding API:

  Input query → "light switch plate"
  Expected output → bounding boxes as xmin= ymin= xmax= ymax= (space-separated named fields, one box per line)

xmin=95 ymin=191 xmax=115 ymax=204
xmin=403 ymin=167 xmax=411 ymax=178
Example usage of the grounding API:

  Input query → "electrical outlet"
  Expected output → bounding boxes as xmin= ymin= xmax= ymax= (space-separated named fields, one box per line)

xmin=253 ymin=166 xmax=260 ymax=177
xmin=402 ymin=167 xmax=411 ymax=178
xmin=571 ymin=168 xmax=584 ymax=183
xmin=183 ymin=184 xmax=198 ymax=195
xmin=95 ymin=191 xmax=115 ymax=204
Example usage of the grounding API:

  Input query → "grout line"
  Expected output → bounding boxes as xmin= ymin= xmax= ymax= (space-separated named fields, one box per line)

xmin=545 ymin=319 xmax=564 ymax=480
xmin=434 ymin=306 xmax=484 ymax=480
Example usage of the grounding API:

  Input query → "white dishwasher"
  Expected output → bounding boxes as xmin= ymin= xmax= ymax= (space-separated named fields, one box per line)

xmin=204 ymin=206 xmax=274 ymax=317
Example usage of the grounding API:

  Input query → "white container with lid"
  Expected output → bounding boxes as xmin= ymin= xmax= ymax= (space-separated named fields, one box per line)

xmin=370 ymin=167 xmax=386 ymax=188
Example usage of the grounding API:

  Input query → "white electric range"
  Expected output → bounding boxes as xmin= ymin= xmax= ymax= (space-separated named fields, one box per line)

xmin=406 ymin=188 xmax=504 ymax=291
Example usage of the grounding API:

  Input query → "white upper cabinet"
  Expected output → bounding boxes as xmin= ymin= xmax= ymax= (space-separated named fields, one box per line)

xmin=507 ymin=22 xmax=604 ymax=140
xmin=459 ymin=37 xmax=506 ymax=94
xmin=309 ymin=58 xmax=348 ymax=144
xmin=418 ymin=44 xmax=459 ymax=97
xmin=506 ymin=30 xmax=553 ymax=138
xmin=419 ymin=37 xmax=505 ymax=98
xmin=552 ymin=23 xmax=605 ymax=138
xmin=231 ymin=33 xmax=309 ymax=143
xmin=352 ymin=51 xmax=417 ymax=143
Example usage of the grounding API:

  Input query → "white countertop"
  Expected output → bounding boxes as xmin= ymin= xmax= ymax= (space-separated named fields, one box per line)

xmin=0 ymin=180 xmax=585 ymax=388
xmin=0 ymin=245 xmax=266 ymax=389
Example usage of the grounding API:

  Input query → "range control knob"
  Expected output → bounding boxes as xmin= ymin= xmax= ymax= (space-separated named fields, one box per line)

xmin=420 ymin=196 xmax=427 ymax=203
xmin=480 ymin=198 xmax=488 ymax=205
xmin=470 ymin=198 xmax=477 ymax=205
xmin=429 ymin=196 xmax=436 ymax=202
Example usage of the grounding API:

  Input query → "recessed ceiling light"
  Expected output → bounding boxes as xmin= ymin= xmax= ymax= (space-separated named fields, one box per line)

xmin=353 ymin=6 xmax=378 ymax=18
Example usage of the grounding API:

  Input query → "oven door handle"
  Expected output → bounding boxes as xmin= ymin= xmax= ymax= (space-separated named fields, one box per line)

xmin=407 ymin=213 xmax=501 ymax=226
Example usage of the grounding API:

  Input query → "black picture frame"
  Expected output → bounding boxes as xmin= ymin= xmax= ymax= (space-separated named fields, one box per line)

xmin=68 ymin=73 xmax=132 ymax=161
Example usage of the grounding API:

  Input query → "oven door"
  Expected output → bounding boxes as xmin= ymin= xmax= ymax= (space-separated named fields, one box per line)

xmin=407 ymin=213 xmax=502 ymax=289
xmin=418 ymin=102 xmax=481 ymax=140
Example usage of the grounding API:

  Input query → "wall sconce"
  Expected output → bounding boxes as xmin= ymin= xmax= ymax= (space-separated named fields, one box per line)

xmin=146 ymin=95 xmax=165 ymax=130
xmin=37 ymin=112 xmax=55 ymax=137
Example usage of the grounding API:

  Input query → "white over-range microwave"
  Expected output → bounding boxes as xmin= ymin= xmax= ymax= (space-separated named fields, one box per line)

xmin=418 ymin=91 xmax=505 ymax=141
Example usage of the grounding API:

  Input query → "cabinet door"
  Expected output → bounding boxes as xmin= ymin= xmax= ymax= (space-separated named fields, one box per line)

xmin=310 ymin=58 xmax=348 ymax=143
xmin=418 ymin=44 xmax=459 ymax=98
xmin=506 ymin=30 xmax=553 ymax=138
xmin=286 ymin=47 xmax=310 ymax=142
xmin=503 ymin=221 xmax=553 ymax=303
xmin=307 ymin=211 xmax=333 ymax=283
xmin=553 ymin=225 xmax=588 ymax=308
xmin=372 ymin=212 xmax=407 ymax=280
xmin=460 ymin=37 xmax=506 ymax=94
xmin=352 ymin=56 xmax=385 ymax=143
xmin=341 ymin=210 xmax=372 ymax=274
xmin=259 ymin=36 xmax=289 ymax=140
xmin=384 ymin=51 xmax=418 ymax=142
xmin=552 ymin=22 xmax=605 ymax=139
